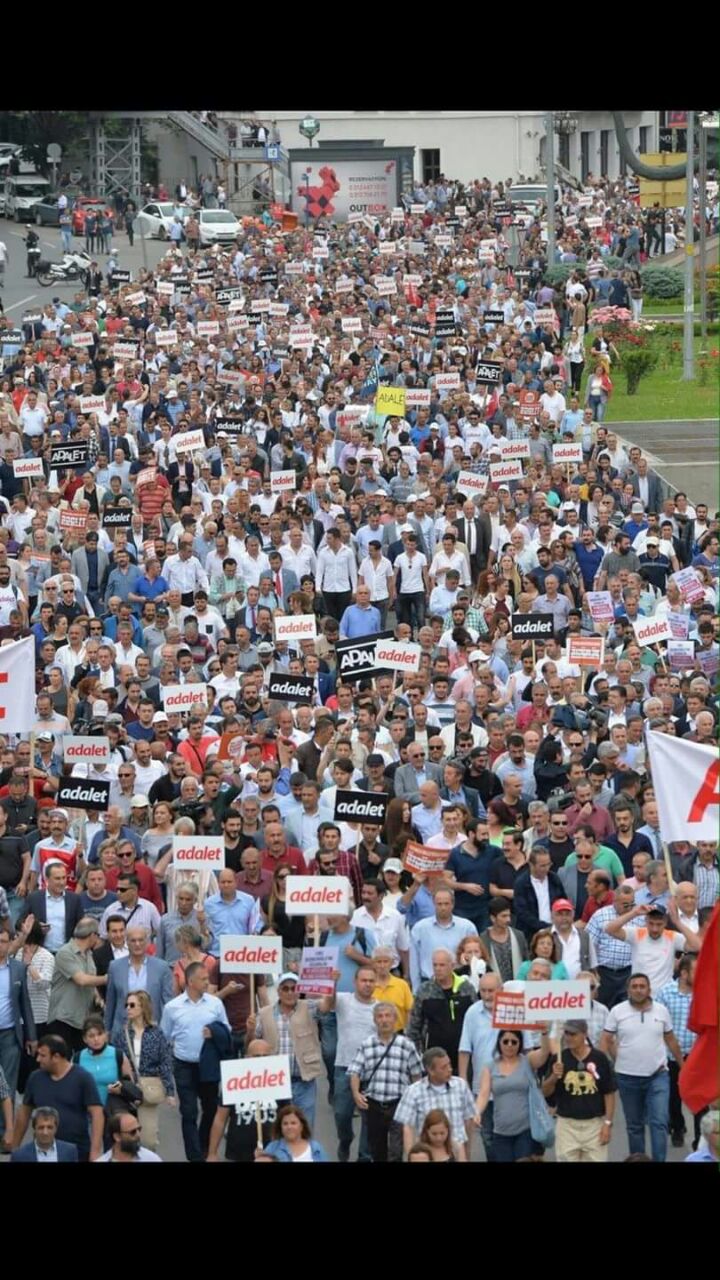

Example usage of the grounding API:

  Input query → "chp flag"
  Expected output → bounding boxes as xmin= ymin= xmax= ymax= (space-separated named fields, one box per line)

xmin=0 ymin=635 xmax=35 ymax=731
xmin=645 ymin=732 xmax=719 ymax=844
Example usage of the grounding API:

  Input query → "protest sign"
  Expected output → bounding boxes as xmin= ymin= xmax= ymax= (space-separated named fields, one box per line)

xmin=274 ymin=614 xmax=317 ymax=643
xmin=376 ymin=386 xmax=406 ymax=417
xmin=456 ymin=470 xmax=488 ymax=497
xmin=511 ymin=613 xmax=555 ymax=640
xmin=403 ymin=841 xmax=449 ymax=876
xmin=335 ymin=630 xmax=394 ymax=681
xmin=102 ymin=508 xmax=133 ymax=530
xmin=59 ymin=509 xmax=87 ymax=535
xmin=374 ymin=639 xmax=421 ymax=674
xmin=672 ymin=567 xmax=706 ymax=604
xmin=492 ymin=981 xmax=592 ymax=1028
xmin=499 ymin=440 xmax=531 ymax=461
xmin=297 ymin=947 xmax=339 ymax=998
xmin=220 ymin=936 xmax=282 ymax=974
xmin=270 ymin=470 xmax=297 ymax=494
xmin=161 ymin=683 xmax=208 ymax=713
xmin=172 ymin=835 xmax=225 ymax=873
xmin=475 ymin=361 xmax=503 ymax=385
xmin=63 ymin=736 xmax=110 ymax=766
xmin=13 ymin=458 xmax=44 ymax=478
xmin=632 ymin=616 xmax=673 ymax=648
xmin=586 ymin=591 xmax=614 ymax=624
xmin=221 ymin=1055 xmax=291 ymax=1106
xmin=667 ymin=611 xmax=690 ymax=639
xmin=333 ymin=790 xmax=390 ymax=825
xmin=341 ymin=316 xmax=363 ymax=333
xmin=490 ymin=459 xmax=523 ymax=484
xmin=172 ymin=428 xmax=205 ymax=454
xmin=552 ymin=442 xmax=583 ymax=466
xmin=667 ymin=640 xmax=696 ymax=670
xmin=50 ymin=443 xmax=88 ymax=469
xmin=434 ymin=372 xmax=461 ymax=391
xmin=56 ymin=779 xmax=110 ymax=813
xmin=567 ymin=635 xmax=605 ymax=667
xmin=285 ymin=876 xmax=350 ymax=916
xmin=267 ymin=672 xmax=314 ymax=704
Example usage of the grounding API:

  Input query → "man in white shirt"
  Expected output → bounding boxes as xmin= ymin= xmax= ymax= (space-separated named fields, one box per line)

xmin=163 ymin=536 xmax=210 ymax=605
xmin=604 ymin=903 xmax=699 ymax=994
xmin=132 ymin=740 xmax=166 ymax=795
xmin=350 ymin=880 xmax=410 ymax=978
xmin=316 ymin=527 xmax=357 ymax=621
xmin=539 ymin=380 xmax=566 ymax=426
xmin=393 ymin=533 xmax=429 ymax=634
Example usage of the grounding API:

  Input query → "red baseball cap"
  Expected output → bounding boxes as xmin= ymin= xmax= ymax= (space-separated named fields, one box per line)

xmin=551 ymin=899 xmax=574 ymax=913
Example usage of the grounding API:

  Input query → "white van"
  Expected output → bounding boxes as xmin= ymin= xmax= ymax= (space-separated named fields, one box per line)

xmin=1 ymin=174 xmax=52 ymax=220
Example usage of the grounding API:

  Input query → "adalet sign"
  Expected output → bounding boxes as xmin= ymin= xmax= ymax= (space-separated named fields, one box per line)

xmin=285 ymin=876 xmax=350 ymax=916
xmin=221 ymin=1054 xmax=291 ymax=1106
xmin=63 ymin=735 xmax=110 ymax=765
xmin=172 ymin=836 xmax=225 ymax=872
xmin=219 ymin=935 xmax=282 ymax=974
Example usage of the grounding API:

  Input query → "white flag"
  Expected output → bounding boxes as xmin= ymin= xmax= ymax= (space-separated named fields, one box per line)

xmin=0 ymin=635 xmax=36 ymax=732
xmin=646 ymin=731 xmax=719 ymax=844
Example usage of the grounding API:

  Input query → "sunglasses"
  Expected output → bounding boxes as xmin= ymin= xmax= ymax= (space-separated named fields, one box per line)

xmin=500 ymin=1038 xmax=520 ymax=1046
xmin=125 ymin=1000 xmax=139 ymax=1008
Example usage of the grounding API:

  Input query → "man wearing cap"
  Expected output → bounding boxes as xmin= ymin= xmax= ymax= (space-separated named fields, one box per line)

xmin=604 ymin=902 xmax=699 ymax=996
xmin=550 ymin=899 xmax=593 ymax=977
xmin=247 ymin=971 xmax=323 ymax=1129
xmin=638 ymin=537 xmax=672 ymax=594
xmin=542 ymin=1020 xmax=617 ymax=1162
xmin=46 ymin=917 xmax=107 ymax=1055
xmin=29 ymin=811 xmax=81 ymax=893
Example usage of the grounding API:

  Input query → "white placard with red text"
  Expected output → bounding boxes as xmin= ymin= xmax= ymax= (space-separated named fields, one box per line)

xmin=374 ymin=640 xmax=422 ymax=673
xmin=632 ymin=616 xmax=673 ymax=648
xmin=172 ymin=428 xmax=205 ymax=454
xmin=285 ymin=876 xmax=350 ymax=916
xmin=63 ymin=735 xmax=110 ymax=765
xmin=271 ymin=470 xmax=297 ymax=494
xmin=221 ymin=1054 xmax=291 ymax=1105
xmin=552 ymin=442 xmax=583 ymax=465
xmin=171 ymin=835 xmax=225 ymax=873
xmin=490 ymin=459 xmax=523 ymax=484
xmin=274 ymin=614 xmax=317 ymax=643
xmin=161 ymin=683 xmax=208 ymax=712
xmin=219 ymin=935 xmax=282 ymax=974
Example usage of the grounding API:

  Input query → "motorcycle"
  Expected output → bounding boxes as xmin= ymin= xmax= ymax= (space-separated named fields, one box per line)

xmin=35 ymin=250 xmax=92 ymax=289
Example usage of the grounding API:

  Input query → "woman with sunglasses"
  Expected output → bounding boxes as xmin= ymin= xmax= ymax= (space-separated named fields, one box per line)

xmin=260 ymin=863 xmax=306 ymax=971
xmin=113 ymin=988 xmax=176 ymax=1153
xmin=474 ymin=1025 xmax=551 ymax=1162
xmin=516 ymin=929 xmax=569 ymax=980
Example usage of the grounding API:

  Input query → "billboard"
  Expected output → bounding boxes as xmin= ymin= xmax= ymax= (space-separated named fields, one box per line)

xmin=291 ymin=159 xmax=398 ymax=222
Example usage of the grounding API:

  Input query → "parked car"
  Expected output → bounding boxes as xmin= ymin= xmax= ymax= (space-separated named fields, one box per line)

xmin=134 ymin=202 xmax=192 ymax=239
xmin=198 ymin=208 xmax=240 ymax=245
xmin=71 ymin=197 xmax=114 ymax=235
xmin=32 ymin=194 xmax=64 ymax=226
xmin=1 ymin=174 xmax=52 ymax=220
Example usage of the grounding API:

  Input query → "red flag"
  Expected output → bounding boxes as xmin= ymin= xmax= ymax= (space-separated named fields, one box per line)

xmin=679 ymin=902 xmax=720 ymax=1114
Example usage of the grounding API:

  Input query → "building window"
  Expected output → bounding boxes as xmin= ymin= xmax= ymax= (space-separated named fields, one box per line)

xmin=422 ymin=148 xmax=441 ymax=183
xmin=580 ymin=131 xmax=590 ymax=181
xmin=558 ymin=132 xmax=570 ymax=168
xmin=639 ymin=125 xmax=649 ymax=153
xmin=600 ymin=130 xmax=609 ymax=177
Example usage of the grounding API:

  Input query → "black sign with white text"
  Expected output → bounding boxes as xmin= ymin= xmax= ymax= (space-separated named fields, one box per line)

xmin=109 ymin=270 xmax=131 ymax=287
xmin=213 ymin=417 xmax=245 ymax=434
xmin=408 ymin=321 xmax=430 ymax=337
xmin=57 ymin=779 xmax=111 ymax=812
xmin=483 ymin=310 xmax=505 ymax=325
xmin=475 ymin=361 xmax=503 ymax=385
xmin=50 ymin=442 xmax=89 ymax=470
xmin=434 ymin=308 xmax=456 ymax=337
xmin=333 ymin=789 xmax=390 ymax=825
xmin=335 ymin=630 xmax=395 ymax=681
xmin=268 ymin=673 xmax=314 ymax=704
xmin=511 ymin=613 xmax=556 ymax=640
xmin=102 ymin=508 xmax=133 ymax=529
xmin=215 ymin=286 xmax=244 ymax=305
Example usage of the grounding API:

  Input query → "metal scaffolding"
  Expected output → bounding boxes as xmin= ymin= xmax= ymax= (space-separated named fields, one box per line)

xmin=88 ymin=117 xmax=142 ymax=204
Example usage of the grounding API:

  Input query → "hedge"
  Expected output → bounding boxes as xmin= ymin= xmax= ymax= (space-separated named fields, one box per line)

xmin=640 ymin=266 xmax=685 ymax=299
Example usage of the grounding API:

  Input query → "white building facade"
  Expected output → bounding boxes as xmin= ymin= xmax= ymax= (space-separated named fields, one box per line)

xmin=256 ymin=110 xmax=659 ymax=186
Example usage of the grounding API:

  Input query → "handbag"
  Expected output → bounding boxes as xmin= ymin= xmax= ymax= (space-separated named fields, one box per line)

xmin=526 ymin=1060 xmax=556 ymax=1149
xmin=125 ymin=1030 xmax=166 ymax=1107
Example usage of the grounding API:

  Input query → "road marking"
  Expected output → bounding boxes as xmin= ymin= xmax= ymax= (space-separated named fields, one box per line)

xmin=652 ymin=461 xmax=718 ymax=467
xmin=4 ymin=294 xmax=36 ymax=311
xmin=613 ymin=432 xmax=665 ymax=467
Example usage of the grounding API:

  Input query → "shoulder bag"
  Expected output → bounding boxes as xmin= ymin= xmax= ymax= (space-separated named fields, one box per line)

xmin=125 ymin=1028 xmax=166 ymax=1107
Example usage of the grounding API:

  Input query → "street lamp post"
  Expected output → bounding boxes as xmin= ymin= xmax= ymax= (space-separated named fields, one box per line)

xmin=545 ymin=113 xmax=555 ymax=268
xmin=682 ymin=110 xmax=695 ymax=381
xmin=299 ymin=115 xmax=320 ymax=147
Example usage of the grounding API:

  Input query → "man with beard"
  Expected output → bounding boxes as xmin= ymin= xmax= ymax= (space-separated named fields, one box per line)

xmin=594 ymin=531 xmax=641 ymax=590
xmin=95 ymin=1109 xmax=163 ymax=1162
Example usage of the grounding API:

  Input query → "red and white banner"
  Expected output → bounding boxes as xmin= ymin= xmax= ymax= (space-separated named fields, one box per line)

xmin=172 ymin=428 xmax=205 ymax=454
xmin=0 ymin=635 xmax=35 ymax=732
xmin=567 ymin=636 xmax=605 ymax=667
xmin=221 ymin=1054 xmax=291 ymax=1105
xmin=63 ymin=735 xmax=110 ymax=765
xmin=374 ymin=639 xmax=421 ymax=673
xmin=274 ymin=614 xmax=317 ymax=643
xmin=492 ymin=981 xmax=592 ymax=1028
xmin=219 ymin=935 xmax=282 ymax=974
xmin=285 ymin=876 xmax=350 ymax=916
xmin=632 ymin=615 xmax=673 ymax=648
xmin=161 ymin=683 xmax=208 ymax=713
xmin=646 ymin=732 xmax=719 ymax=844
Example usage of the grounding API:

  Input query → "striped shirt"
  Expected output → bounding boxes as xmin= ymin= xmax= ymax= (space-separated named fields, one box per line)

xmin=693 ymin=861 xmax=719 ymax=910
xmin=656 ymin=980 xmax=696 ymax=1057
xmin=586 ymin=904 xmax=632 ymax=970
xmin=347 ymin=1031 xmax=423 ymax=1103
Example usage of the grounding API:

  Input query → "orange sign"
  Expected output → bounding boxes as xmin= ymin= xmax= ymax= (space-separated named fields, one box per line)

xmin=567 ymin=635 xmax=605 ymax=667
xmin=403 ymin=841 xmax=449 ymax=876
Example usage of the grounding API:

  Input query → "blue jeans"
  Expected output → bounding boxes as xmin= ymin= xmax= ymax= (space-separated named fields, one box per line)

xmin=172 ymin=1058 xmax=218 ymax=1163
xmin=0 ymin=1027 xmax=21 ymax=1140
xmin=333 ymin=1066 xmax=370 ymax=1162
xmin=492 ymin=1128 xmax=534 ymax=1162
xmin=61 ymin=227 xmax=72 ymax=253
xmin=5 ymin=891 xmax=25 ymax=927
xmin=291 ymin=1077 xmax=317 ymax=1132
xmin=617 ymin=1069 xmax=670 ymax=1163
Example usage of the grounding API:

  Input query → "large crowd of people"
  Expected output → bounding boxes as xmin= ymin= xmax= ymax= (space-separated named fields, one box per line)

xmin=0 ymin=158 xmax=716 ymax=1166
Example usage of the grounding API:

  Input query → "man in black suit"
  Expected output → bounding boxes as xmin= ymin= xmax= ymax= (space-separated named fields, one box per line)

xmin=18 ymin=863 xmax=83 ymax=954
xmin=453 ymin=497 xmax=492 ymax=576
xmin=91 ymin=916 xmax=128 ymax=979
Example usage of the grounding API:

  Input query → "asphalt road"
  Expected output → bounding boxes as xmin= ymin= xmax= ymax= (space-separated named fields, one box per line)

xmin=611 ymin=420 xmax=720 ymax=508
xmin=0 ymin=215 xmax=167 ymax=314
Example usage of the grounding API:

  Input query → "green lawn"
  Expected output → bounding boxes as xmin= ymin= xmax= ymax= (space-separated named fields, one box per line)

xmin=604 ymin=336 xmax=719 ymax=422
xmin=644 ymin=297 xmax=687 ymax=315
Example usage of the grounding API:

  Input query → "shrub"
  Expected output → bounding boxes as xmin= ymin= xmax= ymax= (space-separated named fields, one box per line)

xmin=543 ymin=265 xmax=578 ymax=287
xmin=618 ymin=345 xmax=658 ymax=394
xmin=640 ymin=266 xmax=684 ymax=299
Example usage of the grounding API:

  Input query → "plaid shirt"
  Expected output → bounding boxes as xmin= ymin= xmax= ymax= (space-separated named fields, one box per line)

xmin=442 ymin=605 xmax=489 ymax=637
xmin=308 ymin=852 xmax=363 ymax=908
xmin=394 ymin=1075 xmax=475 ymax=1145
xmin=693 ymin=861 xmax=719 ymax=910
xmin=587 ymin=999 xmax=610 ymax=1047
xmin=656 ymin=980 xmax=696 ymax=1056
xmin=347 ymin=1032 xmax=423 ymax=1103
xmin=587 ymin=904 xmax=632 ymax=970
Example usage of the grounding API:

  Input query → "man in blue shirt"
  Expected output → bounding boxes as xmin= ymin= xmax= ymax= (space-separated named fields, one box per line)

xmin=203 ymin=869 xmax=261 ymax=956
xmin=160 ymin=962 xmax=231 ymax=1162
xmin=685 ymin=1111 xmax=719 ymax=1161
xmin=409 ymin=886 xmax=478 ymax=990
xmin=458 ymin=972 xmax=505 ymax=1158
xmin=574 ymin=528 xmax=605 ymax=592
xmin=104 ymin=549 xmax=140 ymax=608
xmin=339 ymin=585 xmax=381 ymax=639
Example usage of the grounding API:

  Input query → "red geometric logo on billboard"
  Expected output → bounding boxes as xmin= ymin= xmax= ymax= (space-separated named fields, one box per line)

xmin=299 ymin=166 xmax=341 ymax=219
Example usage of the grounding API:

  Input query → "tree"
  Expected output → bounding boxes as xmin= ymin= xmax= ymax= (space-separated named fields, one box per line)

xmin=0 ymin=111 xmax=87 ymax=177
